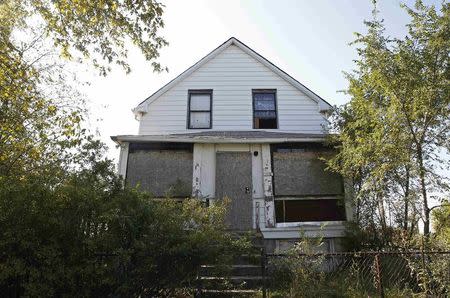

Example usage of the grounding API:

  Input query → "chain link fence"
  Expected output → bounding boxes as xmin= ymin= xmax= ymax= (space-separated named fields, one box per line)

xmin=266 ymin=251 xmax=450 ymax=297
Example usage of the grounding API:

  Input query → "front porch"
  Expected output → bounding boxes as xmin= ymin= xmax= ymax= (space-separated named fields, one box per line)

xmin=113 ymin=131 xmax=352 ymax=253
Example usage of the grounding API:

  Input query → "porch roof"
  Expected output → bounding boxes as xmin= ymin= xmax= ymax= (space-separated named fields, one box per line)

xmin=111 ymin=131 xmax=330 ymax=144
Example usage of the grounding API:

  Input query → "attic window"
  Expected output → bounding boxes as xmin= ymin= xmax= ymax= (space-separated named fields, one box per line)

xmin=188 ymin=90 xmax=212 ymax=129
xmin=253 ymin=90 xmax=277 ymax=129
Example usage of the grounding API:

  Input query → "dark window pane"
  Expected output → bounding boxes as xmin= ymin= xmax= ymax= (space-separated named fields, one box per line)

xmin=254 ymin=92 xmax=275 ymax=101
xmin=254 ymin=111 xmax=276 ymax=119
xmin=275 ymin=199 xmax=346 ymax=222
xmin=253 ymin=90 xmax=277 ymax=129
xmin=254 ymin=117 xmax=277 ymax=129
xmin=275 ymin=200 xmax=285 ymax=223
xmin=255 ymin=100 xmax=275 ymax=111
xmin=254 ymin=93 xmax=275 ymax=110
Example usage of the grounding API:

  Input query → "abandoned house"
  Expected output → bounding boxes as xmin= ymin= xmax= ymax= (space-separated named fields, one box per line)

xmin=111 ymin=37 xmax=352 ymax=253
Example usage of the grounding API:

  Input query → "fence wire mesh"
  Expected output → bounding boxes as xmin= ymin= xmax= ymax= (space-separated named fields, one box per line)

xmin=266 ymin=251 xmax=450 ymax=297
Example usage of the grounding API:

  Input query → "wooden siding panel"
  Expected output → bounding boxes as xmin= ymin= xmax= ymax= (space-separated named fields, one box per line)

xmin=138 ymin=45 xmax=327 ymax=135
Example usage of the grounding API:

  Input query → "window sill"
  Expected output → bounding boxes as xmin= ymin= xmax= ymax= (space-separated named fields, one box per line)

xmin=275 ymin=221 xmax=346 ymax=229
xmin=261 ymin=221 xmax=346 ymax=239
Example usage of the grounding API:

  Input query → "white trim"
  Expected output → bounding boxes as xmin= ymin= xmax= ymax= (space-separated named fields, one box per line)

xmin=192 ymin=144 xmax=215 ymax=199
xmin=215 ymin=143 xmax=250 ymax=152
xmin=275 ymin=221 xmax=345 ymax=228
xmin=254 ymin=198 xmax=265 ymax=230
xmin=192 ymin=144 xmax=202 ymax=198
xmin=251 ymin=144 xmax=264 ymax=199
xmin=274 ymin=196 xmax=344 ymax=201
xmin=133 ymin=37 xmax=332 ymax=115
xmin=117 ymin=142 xmax=129 ymax=179
xmin=261 ymin=144 xmax=275 ymax=228
xmin=261 ymin=222 xmax=346 ymax=239
xmin=111 ymin=135 xmax=326 ymax=144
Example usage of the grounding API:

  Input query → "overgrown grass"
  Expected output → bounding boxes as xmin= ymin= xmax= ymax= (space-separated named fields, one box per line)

xmin=264 ymin=237 xmax=449 ymax=297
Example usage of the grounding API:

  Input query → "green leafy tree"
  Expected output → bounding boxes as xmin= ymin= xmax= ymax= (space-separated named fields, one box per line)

xmin=0 ymin=24 xmax=85 ymax=178
xmin=432 ymin=200 xmax=450 ymax=247
xmin=7 ymin=0 xmax=168 ymax=74
xmin=328 ymin=1 xmax=449 ymax=243
xmin=0 ymin=0 xmax=167 ymax=178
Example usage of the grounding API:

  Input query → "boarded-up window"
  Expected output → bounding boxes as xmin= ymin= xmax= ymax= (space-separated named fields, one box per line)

xmin=275 ymin=199 xmax=346 ymax=222
xmin=126 ymin=143 xmax=193 ymax=197
xmin=272 ymin=144 xmax=343 ymax=196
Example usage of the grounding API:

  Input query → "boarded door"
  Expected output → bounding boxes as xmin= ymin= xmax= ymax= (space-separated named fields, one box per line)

xmin=216 ymin=152 xmax=252 ymax=231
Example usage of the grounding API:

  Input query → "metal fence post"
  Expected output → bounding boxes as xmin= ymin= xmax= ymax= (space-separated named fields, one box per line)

xmin=374 ymin=253 xmax=384 ymax=298
xmin=420 ymin=237 xmax=429 ymax=295
xmin=195 ymin=268 xmax=202 ymax=298
xmin=261 ymin=248 xmax=267 ymax=298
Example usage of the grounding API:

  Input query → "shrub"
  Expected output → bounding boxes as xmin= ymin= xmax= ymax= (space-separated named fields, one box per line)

xmin=0 ymin=142 xmax=246 ymax=297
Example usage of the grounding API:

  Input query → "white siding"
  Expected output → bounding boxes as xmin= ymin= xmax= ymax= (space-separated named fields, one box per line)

xmin=138 ymin=45 xmax=328 ymax=135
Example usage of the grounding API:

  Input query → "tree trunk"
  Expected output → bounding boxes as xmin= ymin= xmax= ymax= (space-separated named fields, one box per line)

xmin=417 ymin=147 xmax=430 ymax=238
xmin=403 ymin=166 xmax=410 ymax=231
xmin=378 ymin=192 xmax=387 ymax=233
xmin=354 ymin=176 xmax=362 ymax=224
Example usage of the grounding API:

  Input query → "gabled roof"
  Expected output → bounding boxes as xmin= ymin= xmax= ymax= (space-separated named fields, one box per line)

xmin=133 ymin=37 xmax=333 ymax=115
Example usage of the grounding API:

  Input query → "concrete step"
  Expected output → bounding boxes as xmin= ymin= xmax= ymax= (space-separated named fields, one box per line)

xmin=250 ymin=238 xmax=265 ymax=249
xmin=230 ymin=231 xmax=265 ymax=246
xmin=234 ymin=253 xmax=263 ymax=265
xmin=197 ymin=238 xmax=267 ymax=295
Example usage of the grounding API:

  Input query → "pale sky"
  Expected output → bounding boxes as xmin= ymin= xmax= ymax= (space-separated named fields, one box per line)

xmin=80 ymin=0 xmax=443 ymax=161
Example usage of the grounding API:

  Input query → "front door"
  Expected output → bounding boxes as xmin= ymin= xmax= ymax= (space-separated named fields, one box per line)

xmin=215 ymin=152 xmax=252 ymax=230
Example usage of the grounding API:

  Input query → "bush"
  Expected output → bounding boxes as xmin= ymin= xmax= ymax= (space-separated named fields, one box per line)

xmin=268 ymin=237 xmax=334 ymax=297
xmin=0 ymin=142 xmax=247 ymax=297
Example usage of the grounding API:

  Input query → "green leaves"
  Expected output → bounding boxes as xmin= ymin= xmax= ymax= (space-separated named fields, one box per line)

xmin=0 ymin=140 xmax=247 ymax=296
xmin=432 ymin=201 xmax=450 ymax=247
xmin=26 ymin=0 xmax=168 ymax=74
xmin=328 ymin=1 xmax=449 ymax=244
xmin=1 ymin=0 xmax=168 ymax=178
